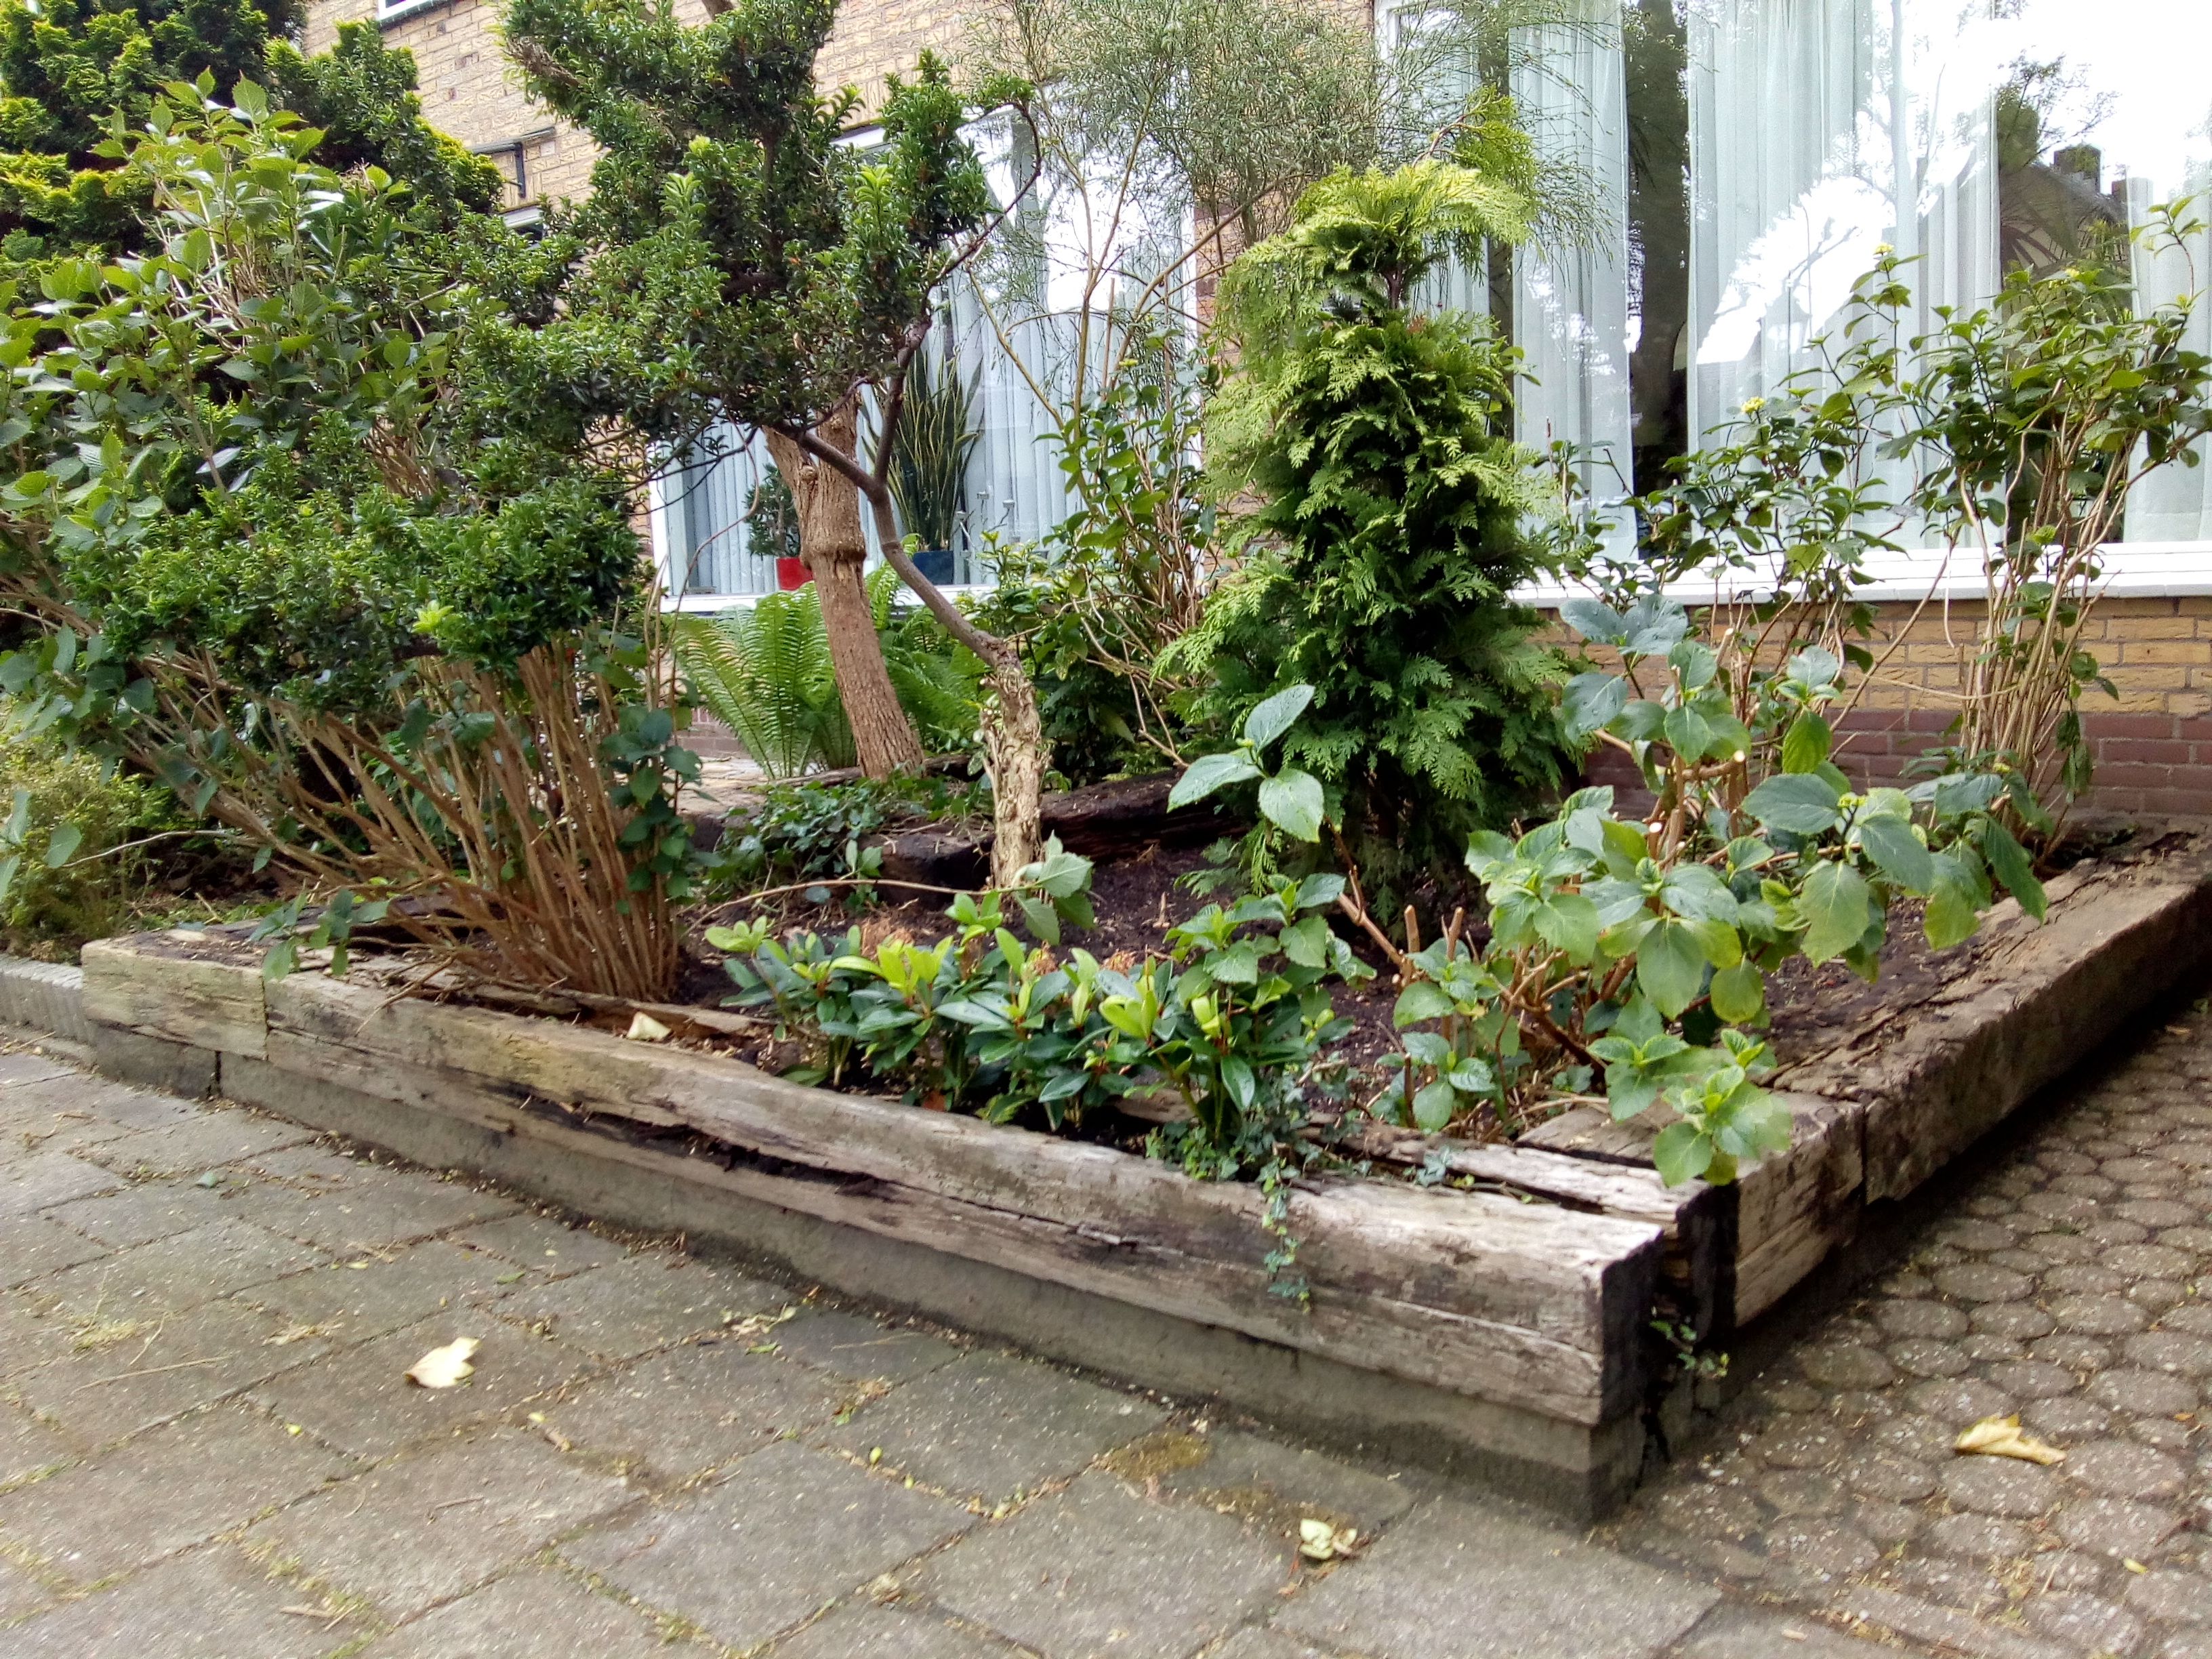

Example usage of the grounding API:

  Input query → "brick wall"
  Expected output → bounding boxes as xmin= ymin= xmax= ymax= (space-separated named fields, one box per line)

xmin=1557 ymin=596 xmax=2212 ymax=820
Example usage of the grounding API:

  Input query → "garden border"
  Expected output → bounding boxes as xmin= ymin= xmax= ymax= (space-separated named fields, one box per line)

xmin=17 ymin=818 xmax=2212 ymax=1516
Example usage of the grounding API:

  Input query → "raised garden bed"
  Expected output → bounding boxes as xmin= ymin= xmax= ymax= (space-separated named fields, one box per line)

xmin=69 ymin=818 xmax=2212 ymax=1517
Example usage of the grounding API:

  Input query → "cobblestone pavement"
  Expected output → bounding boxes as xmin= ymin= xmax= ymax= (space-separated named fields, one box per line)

xmin=0 ymin=1021 xmax=2196 ymax=1659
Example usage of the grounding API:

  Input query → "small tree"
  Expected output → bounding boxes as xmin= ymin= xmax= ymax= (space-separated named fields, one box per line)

xmin=1187 ymin=159 xmax=1577 ymax=887
xmin=506 ymin=0 xmax=1055 ymax=880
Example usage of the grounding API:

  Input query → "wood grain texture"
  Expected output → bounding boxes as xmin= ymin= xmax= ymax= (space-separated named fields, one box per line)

xmin=81 ymin=935 xmax=268 ymax=1059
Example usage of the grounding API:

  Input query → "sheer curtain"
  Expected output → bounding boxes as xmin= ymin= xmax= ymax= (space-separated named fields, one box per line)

xmin=1685 ymin=0 xmax=1999 ymax=442
xmin=661 ymin=426 xmax=775 ymax=599
xmin=2125 ymin=173 xmax=2212 ymax=541
xmin=1513 ymin=3 xmax=1635 ymax=513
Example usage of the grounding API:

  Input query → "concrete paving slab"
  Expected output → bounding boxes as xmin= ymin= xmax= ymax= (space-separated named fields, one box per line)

xmin=45 ymin=1178 xmax=236 ymax=1248
xmin=239 ymin=1165 xmax=520 ymax=1255
xmin=0 ymin=1213 xmax=108 ymax=1289
xmin=922 ymin=1470 xmax=1291 ymax=1659
xmin=1274 ymin=1496 xmax=1721 ymax=1659
xmin=82 ymin=1109 xmax=310 ymax=1179
xmin=1145 ymin=1427 xmax=1422 ymax=1547
xmin=5 ymin=1542 xmax=368 ymax=1656
xmin=24 ymin=1218 xmax=325 ymax=1316
xmin=0 ymin=1551 xmax=55 ymax=1621
xmin=491 ymin=1254 xmax=781 ymax=1362
xmin=767 ymin=1305 xmax=964 ymax=1385
xmin=245 ymin=1431 xmax=632 ymax=1622
xmin=539 ymin=1338 xmax=850 ymax=1486
xmin=447 ymin=1211 xmax=641 ymax=1278
xmin=0 ymin=1151 xmax=117 ymax=1217
xmin=237 ymin=1239 xmax=533 ymax=1346
xmin=1669 ymin=1602 xmax=1900 ymax=1657
xmin=12 ymin=1298 xmax=335 ymax=1451
xmin=562 ymin=1438 xmax=974 ymax=1650
xmin=766 ymin=1598 xmax=1027 ymax=1658
xmin=0 ymin=1401 xmax=354 ymax=1582
xmin=0 ymin=1399 xmax=75 ymax=1491
xmin=821 ymin=1351 xmax=1166 ymax=1504
xmin=246 ymin=1311 xmax=594 ymax=1460
xmin=359 ymin=1564 xmax=702 ymax=1658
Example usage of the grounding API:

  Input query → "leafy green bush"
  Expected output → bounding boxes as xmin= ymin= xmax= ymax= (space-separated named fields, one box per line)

xmin=710 ymin=773 xmax=985 ymax=900
xmin=0 ymin=717 xmax=174 ymax=954
xmin=1185 ymin=161 xmax=1577 ymax=880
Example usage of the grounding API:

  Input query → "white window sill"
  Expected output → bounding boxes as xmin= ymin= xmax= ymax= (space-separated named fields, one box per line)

xmin=376 ymin=0 xmax=452 ymax=28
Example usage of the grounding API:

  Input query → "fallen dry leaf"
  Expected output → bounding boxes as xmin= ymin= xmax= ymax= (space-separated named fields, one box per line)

xmin=1954 ymin=1413 xmax=2063 ymax=1465
xmin=405 ymin=1336 xmax=480 ymax=1389
xmin=625 ymin=1012 xmax=672 ymax=1043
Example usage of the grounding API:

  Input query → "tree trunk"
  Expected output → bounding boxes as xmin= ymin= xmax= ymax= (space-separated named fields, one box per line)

xmin=859 ymin=491 xmax=1048 ymax=887
xmin=764 ymin=407 xmax=922 ymax=778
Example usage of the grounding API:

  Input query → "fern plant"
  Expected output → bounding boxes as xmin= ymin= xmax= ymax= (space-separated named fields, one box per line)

xmin=674 ymin=569 xmax=984 ymax=777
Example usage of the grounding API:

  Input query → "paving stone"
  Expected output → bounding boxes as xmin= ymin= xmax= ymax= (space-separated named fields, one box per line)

xmin=541 ymin=1338 xmax=850 ymax=1485
xmin=4 ymin=1542 xmax=367 ymax=1656
xmin=1873 ymin=1414 xmax=1959 ymax=1461
xmin=2018 ymin=1590 xmax=2144 ymax=1654
xmin=0 ymin=1151 xmax=117 ymax=1217
xmin=1799 ymin=1344 xmax=1895 ymax=1389
xmin=2159 ymin=1227 xmax=2212 ymax=1252
xmin=2050 ymin=1263 xmax=2131 ymax=1294
xmin=1181 ymin=1630 xmax=1349 ymax=1659
xmin=248 ymin=1431 xmax=632 ymax=1622
xmin=1752 ymin=1418 xmax=1854 ymax=1469
xmin=2053 ymin=1296 xmax=2149 ymax=1341
xmin=1755 ymin=1469 xmax=1845 ymax=1517
xmin=0 ymin=1551 xmax=53 ymax=1620
xmin=360 ymin=1565 xmax=695 ymax=1658
xmin=1880 ymin=1553 xmax=2017 ymax=1613
xmin=246 ymin=1311 xmax=593 ymax=1459
xmin=2127 ymin=1570 xmax=2212 ymax=1625
xmin=447 ymin=1211 xmax=642 ymax=1277
xmin=1982 ymin=1359 xmax=2076 ymax=1399
xmin=1761 ymin=1518 xmax=1879 ymax=1578
xmin=0 ymin=1402 xmax=353 ymax=1581
xmin=1836 ymin=1586 xmax=2072 ymax=1659
xmin=24 ymin=1218 xmax=325 ymax=1317
xmin=84 ymin=1112 xmax=309 ymax=1179
xmin=2067 ymin=1439 xmax=2186 ymax=1500
xmin=1923 ymin=1512 xmax=2035 ymax=1559
xmin=2022 ymin=1396 xmax=2114 ymax=1441
xmin=1936 ymin=1220 xmax=2020 ymax=1252
xmin=1840 ymin=1452 xmax=1936 ymax=1502
xmin=1907 ymin=1378 xmax=2016 ymax=1423
xmin=1851 ymin=1498 xmax=1922 ymax=1546
xmin=1146 ymin=1428 xmax=1420 ymax=1542
xmin=1671 ymin=1603 xmax=1895 ymax=1657
xmin=1631 ymin=1477 xmax=1765 ymax=1542
xmin=1888 ymin=1338 xmax=1975 ymax=1380
xmin=2129 ymin=1330 xmax=2212 ymax=1376
xmin=823 ymin=1351 xmax=1165 ymax=1503
xmin=1975 ymin=1303 xmax=2060 ymax=1340
xmin=44 ymin=1178 xmax=234 ymax=1248
xmin=2091 ymin=1367 xmax=2200 ymax=1414
xmin=0 ymin=1212 xmax=106 ymax=1289
xmin=2055 ymin=1494 xmax=2186 ymax=1559
xmin=12 ymin=1297 xmax=333 ymax=1450
xmin=244 ymin=1168 xmax=520 ymax=1256
xmin=2158 ymin=1630 xmax=2212 ymax=1659
xmin=1941 ymin=1456 xmax=2060 ymax=1518
xmin=760 ymin=1599 xmax=1017 ymax=1659
xmin=0 ymin=1399 xmax=73 ymax=1489
xmin=2133 ymin=1415 xmax=2196 ymax=1450
xmin=565 ymin=1438 xmax=970 ymax=1649
xmin=767 ymin=1306 xmax=963 ymax=1384
xmin=239 ymin=1239 xmax=533 ymax=1344
xmin=922 ymin=1470 xmax=1286 ymax=1657
xmin=2156 ymin=1304 xmax=2212 ymax=1336
xmin=0 ymin=1078 xmax=197 ymax=1155
xmin=2029 ymin=1333 xmax=2113 ymax=1372
xmin=1876 ymin=1300 xmax=1970 ymax=1339
xmin=1275 ymin=1493 xmax=1719 ymax=1659
xmin=492 ymin=1256 xmax=777 ymax=1362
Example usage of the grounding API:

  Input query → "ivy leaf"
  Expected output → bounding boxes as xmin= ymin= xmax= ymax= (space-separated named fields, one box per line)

xmin=1653 ymin=1120 xmax=1717 ymax=1187
xmin=1256 ymin=768 xmax=1325 ymax=842
xmin=1743 ymin=773 xmax=1843 ymax=836
xmin=1799 ymin=861 xmax=1874 ymax=963
xmin=1168 ymin=750 xmax=1261 ymax=809
xmin=1780 ymin=710 xmax=1832 ymax=775
xmin=1858 ymin=815 xmax=1936 ymax=895
xmin=1242 ymin=684 xmax=1314 ymax=753
xmin=1637 ymin=919 xmax=1708 ymax=1019
xmin=1708 ymin=960 xmax=1766 ymax=1024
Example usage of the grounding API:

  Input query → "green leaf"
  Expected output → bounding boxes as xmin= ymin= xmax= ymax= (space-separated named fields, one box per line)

xmin=1411 ymin=1080 xmax=1458 ymax=1131
xmin=1799 ymin=861 xmax=1874 ymax=963
xmin=1294 ymin=873 xmax=1346 ymax=910
xmin=1636 ymin=919 xmax=1708 ymax=1019
xmin=1924 ymin=880 xmax=1981 ymax=949
xmin=1742 ymin=773 xmax=1843 ymax=836
xmin=0 ymin=853 xmax=18 ymax=907
xmin=1858 ymin=815 xmax=1936 ymax=894
xmin=1708 ymin=961 xmax=1766 ymax=1024
xmin=42 ymin=823 xmax=82 ymax=868
xmin=1280 ymin=913 xmax=1330 ymax=968
xmin=1168 ymin=751 xmax=1262 ymax=809
xmin=1652 ymin=1120 xmax=1716 ymax=1187
xmin=1981 ymin=820 xmax=2047 ymax=920
xmin=1562 ymin=672 xmax=1628 ymax=737
xmin=1532 ymin=893 xmax=1601 ymax=962
xmin=1016 ymin=895 xmax=1061 ymax=945
xmin=1393 ymin=981 xmax=1456 ymax=1027
xmin=1780 ymin=711 xmax=1832 ymax=775
xmin=1558 ymin=598 xmax=1625 ymax=644
xmin=1662 ymin=704 xmax=1714 ymax=761
xmin=1256 ymin=768 xmax=1325 ymax=841
xmin=1242 ymin=684 xmax=1314 ymax=753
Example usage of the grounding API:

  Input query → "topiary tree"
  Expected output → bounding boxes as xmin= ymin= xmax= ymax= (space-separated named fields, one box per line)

xmin=0 ymin=0 xmax=497 ymax=264
xmin=504 ymin=0 xmax=1056 ymax=881
xmin=1186 ymin=158 xmax=1579 ymax=888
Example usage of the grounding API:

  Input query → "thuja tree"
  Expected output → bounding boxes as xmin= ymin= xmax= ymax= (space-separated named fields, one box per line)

xmin=0 ymin=89 xmax=691 ymax=997
xmin=1184 ymin=159 xmax=1578 ymax=886
xmin=0 ymin=0 xmax=497 ymax=262
xmin=506 ymin=0 xmax=1055 ymax=880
